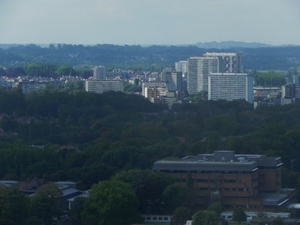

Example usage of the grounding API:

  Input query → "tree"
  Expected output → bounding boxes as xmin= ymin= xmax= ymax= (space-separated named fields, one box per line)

xmin=186 ymin=171 xmax=194 ymax=189
xmin=192 ymin=210 xmax=219 ymax=225
xmin=82 ymin=180 xmax=142 ymax=225
xmin=171 ymin=207 xmax=191 ymax=225
xmin=233 ymin=207 xmax=247 ymax=225
xmin=112 ymin=170 xmax=176 ymax=214
xmin=0 ymin=186 xmax=30 ymax=225
xmin=272 ymin=218 xmax=285 ymax=225
xmin=162 ymin=184 xmax=185 ymax=214
xmin=55 ymin=65 xmax=76 ymax=76
xmin=30 ymin=184 xmax=63 ymax=225
xmin=207 ymin=202 xmax=222 ymax=215
xmin=68 ymin=197 xmax=86 ymax=225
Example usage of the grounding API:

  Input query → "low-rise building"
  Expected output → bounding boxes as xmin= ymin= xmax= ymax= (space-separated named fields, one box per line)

xmin=85 ymin=80 xmax=124 ymax=94
xmin=153 ymin=150 xmax=296 ymax=211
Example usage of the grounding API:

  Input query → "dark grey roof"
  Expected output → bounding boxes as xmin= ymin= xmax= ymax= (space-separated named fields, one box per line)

xmin=153 ymin=151 xmax=282 ymax=172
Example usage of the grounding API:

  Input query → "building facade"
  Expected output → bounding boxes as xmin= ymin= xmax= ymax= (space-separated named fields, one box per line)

xmin=175 ymin=61 xmax=188 ymax=74
xmin=93 ymin=66 xmax=106 ymax=80
xmin=203 ymin=52 xmax=242 ymax=73
xmin=187 ymin=56 xmax=219 ymax=94
xmin=208 ymin=73 xmax=253 ymax=103
xmin=161 ymin=70 xmax=182 ymax=91
xmin=85 ymin=80 xmax=123 ymax=94
xmin=153 ymin=150 xmax=296 ymax=211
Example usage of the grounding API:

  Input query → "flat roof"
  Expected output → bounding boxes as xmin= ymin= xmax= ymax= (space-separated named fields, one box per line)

xmin=154 ymin=160 xmax=258 ymax=172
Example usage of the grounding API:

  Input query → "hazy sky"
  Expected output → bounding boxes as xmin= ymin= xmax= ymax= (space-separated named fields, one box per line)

xmin=0 ymin=0 xmax=299 ymax=46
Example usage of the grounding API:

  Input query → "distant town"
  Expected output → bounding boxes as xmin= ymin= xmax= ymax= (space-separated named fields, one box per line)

xmin=0 ymin=50 xmax=299 ymax=110
xmin=0 ymin=44 xmax=300 ymax=225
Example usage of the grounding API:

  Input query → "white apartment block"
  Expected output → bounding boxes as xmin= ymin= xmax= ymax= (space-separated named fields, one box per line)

xmin=187 ymin=56 xmax=219 ymax=94
xmin=208 ymin=73 xmax=253 ymax=103
xmin=203 ymin=52 xmax=242 ymax=73
xmin=142 ymin=82 xmax=167 ymax=96
xmin=175 ymin=61 xmax=188 ymax=74
xmin=93 ymin=66 xmax=106 ymax=80
xmin=85 ymin=80 xmax=123 ymax=94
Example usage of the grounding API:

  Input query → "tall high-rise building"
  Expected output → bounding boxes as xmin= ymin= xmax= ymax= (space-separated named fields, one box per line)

xmin=208 ymin=73 xmax=253 ymax=103
xmin=203 ymin=52 xmax=242 ymax=73
xmin=161 ymin=69 xmax=182 ymax=91
xmin=175 ymin=61 xmax=188 ymax=74
xmin=93 ymin=66 xmax=106 ymax=80
xmin=187 ymin=57 xmax=219 ymax=94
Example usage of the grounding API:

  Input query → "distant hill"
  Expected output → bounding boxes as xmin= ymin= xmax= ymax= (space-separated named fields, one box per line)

xmin=0 ymin=43 xmax=299 ymax=70
xmin=0 ymin=44 xmax=21 ymax=49
xmin=196 ymin=41 xmax=271 ymax=49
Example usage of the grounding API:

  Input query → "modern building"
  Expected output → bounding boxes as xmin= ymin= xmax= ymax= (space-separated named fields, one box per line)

xmin=282 ymin=85 xmax=295 ymax=99
xmin=280 ymin=84 xmax=300 ymax=105
xmin=175 ymin=61 xmax=188 ymax=74
xmin=161 ymin=69 xmax=182 ymax=91
xmin=85 ymin=80 xmax=123 ymax=94
xmin=187 ymin=56 xmax=219 ymax=94
xmin=153 ymin=150 xmax=296 ymax=211
xmin=93 ymin=66 xmax=106 ymax=80
xmin=142 ymin=82 xmax=167 ymax=96
xmin=203 ymin=52 xmax=243 ymax=73
xmin=208 ymin=73 xmax=253 ymax=103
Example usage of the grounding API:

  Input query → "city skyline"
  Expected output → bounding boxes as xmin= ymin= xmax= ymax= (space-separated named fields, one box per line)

xmin=0 ymin=0 xmax=299 ymax=46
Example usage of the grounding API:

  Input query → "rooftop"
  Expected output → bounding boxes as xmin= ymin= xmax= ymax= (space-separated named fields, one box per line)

xmin=153 ymin=151 xmax=282 ymax=172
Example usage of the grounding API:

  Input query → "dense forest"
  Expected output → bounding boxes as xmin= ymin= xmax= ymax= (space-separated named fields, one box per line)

xmin=1 ymin=87 xmax=300 ymax=224
xmin=0 ymin=88 xmax=300 ymax=187
xmin=0 ymin=44 xmax=300 ymax=70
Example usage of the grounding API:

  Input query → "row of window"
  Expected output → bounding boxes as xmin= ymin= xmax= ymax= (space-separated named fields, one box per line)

xmin=199 ymin=188 xmax=249 ymax=192
xmin=159 ymin=170 xmax=255 ymax=174
xmin=143 ymin=216 xmax=171 ymax=222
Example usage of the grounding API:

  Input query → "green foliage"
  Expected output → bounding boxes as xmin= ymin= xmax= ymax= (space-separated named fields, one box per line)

xmin=254 ymin=71 xmax=286 ymax=87
xmin=0 ymin=186 xmax=30 ymax=225
xmin=186 ymin=91 xmax=208 ymax=102
xmin=192 ymin=210 xmax=219 ymax=225
xmin=232 ymin=208 xmax=247 ymax=224
xmin=55 ymin=65 xmax=76 ymax=76
xmin=68 ymin=197 xmax=86 ymax=225
xmin=123 ymin=82 xmax=142 ymax=92
xmin=76 ymin=67 xmax=93 ymax=79
xmin=30 ymin=184 xmax=63 ymax=225
xmin=113 ymin=170 xmax=176 ymax=214
xmin=23 ymin=64 xmax=57 ymax=77
xmin=171 ymin=207 xmax=191 ymax=225
xmin=207 ymin=202 xmax=222 ymax=215
xmin=82 ymin=180 xmax=142 ymax=225
xmin=272 ymin=218 xmax=285 ymax=225
xmin=1 ymin=44 xmax=300 ymax=70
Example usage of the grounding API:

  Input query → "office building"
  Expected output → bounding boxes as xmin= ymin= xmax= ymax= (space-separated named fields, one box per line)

xmin=208 ymin=73 xmax=253 ymax=103
xmin=93 ymin=66 xmax=106 ymax=80
xmin=142 ymin=82 xmax=167 ymax=96
xmin=175 ymin=61 xmax=188 ymax=74
xmin=153 ymin=150 xmax=296 ymax=211
xmin=187 ymin=56 xmax=219 ymax=94
xmin=85 ymin=80 xmax=123 ymax=94
xmin=161 ymin=69 xmax=182 ymax=91
xmin=203 ymin=52 xmax=242 ymax=73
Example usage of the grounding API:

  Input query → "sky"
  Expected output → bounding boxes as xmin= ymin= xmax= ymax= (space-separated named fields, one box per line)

xmin=0 ymin=0 xmax=299 ymax=46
